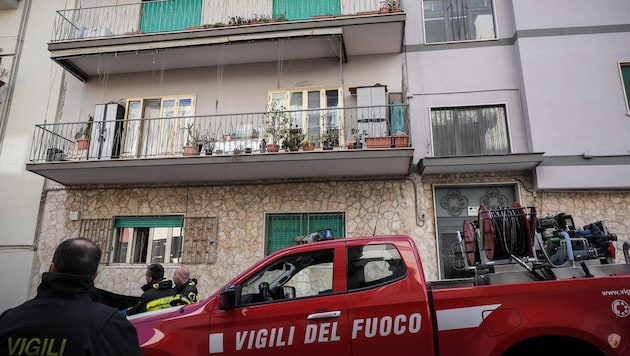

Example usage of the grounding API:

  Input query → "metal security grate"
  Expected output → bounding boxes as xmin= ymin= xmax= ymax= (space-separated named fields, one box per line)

xmin=266 ymin=212 xmax=345 ymax=254
xmin=182 ymin=217 xmax=218 ymax=264
xmin=79 ymin=218 xmax=114 ymax=264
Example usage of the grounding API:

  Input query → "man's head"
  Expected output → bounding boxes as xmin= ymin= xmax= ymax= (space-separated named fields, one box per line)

xmin=50 ymin=238 xmax=101 ymax=278
xmin=173 ymin=266 xmax=190 ymax=287
xmin=146 ymin=263 xmax=164 ymax=283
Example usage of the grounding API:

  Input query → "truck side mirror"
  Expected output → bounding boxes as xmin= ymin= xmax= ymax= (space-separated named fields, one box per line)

xmin=219 ymin=285 xmax=237 ymax=310
xmin=282 ymin=286 xmax=296 ymax=299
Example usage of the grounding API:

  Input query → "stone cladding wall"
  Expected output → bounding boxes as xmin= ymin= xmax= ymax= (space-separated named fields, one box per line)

xmin=30 ymin=173 xmax=630 ymax=300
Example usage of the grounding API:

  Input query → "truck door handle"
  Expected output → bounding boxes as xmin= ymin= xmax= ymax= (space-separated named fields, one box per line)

xmin=307 ymin=311 xmax=341 ymax=320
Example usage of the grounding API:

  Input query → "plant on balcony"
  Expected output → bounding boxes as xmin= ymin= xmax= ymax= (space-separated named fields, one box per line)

xmin=302 ymin=135 xmax=317 ymax=151
xmin=380 ymin=0 xmax=399 ymax=12
xmin=199 ymin=134 xmax=216 ymax=156
xmin=274 ymin=13 xmax=288 ymax=22
xmin=320 ymin=130 xmax=338 ymax=151
xmin=74 ymin=116 xmax=92 ymax=150
xmin=283 ymin=125 xmax=305 ymax=152
xmin=183 ymin=123 xmax=202 ymax=156
xmin=264 ymin=102 xmax=289 ymax=152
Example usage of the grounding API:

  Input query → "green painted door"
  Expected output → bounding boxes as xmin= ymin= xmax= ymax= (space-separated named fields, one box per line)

xmin=140 ymin=0 xmax=202 ymax=33
xmin=272 ymin=0 xmax=341 ymax=21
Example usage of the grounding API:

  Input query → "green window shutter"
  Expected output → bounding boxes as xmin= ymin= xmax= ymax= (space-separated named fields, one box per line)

xmin=273 ymin=0 xmax=341 ymax=21
xmin=266 ymin=213 xmax=345 ymax=254
xmin=114 ymin=215 xmax=184 ymax=228
xmin=266 ymin=215 xmax=302 ymax=254
xmin=141 ymin=0 xmax=202 ymax=33
xmin=622 ymin=64 xmax=630 ymax=110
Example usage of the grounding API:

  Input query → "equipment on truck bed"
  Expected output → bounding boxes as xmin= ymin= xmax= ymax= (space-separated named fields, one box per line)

xmin=456 ymin=203 xmax=620 ymax=283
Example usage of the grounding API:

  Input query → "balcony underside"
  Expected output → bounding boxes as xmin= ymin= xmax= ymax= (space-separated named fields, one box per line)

xmin=418 ymin=153 xmax=546 ymax=175
xmin=26 ymin=149 xmax=414 ymax=186
xmin=49 ymin=14 xmax=405 ymax=82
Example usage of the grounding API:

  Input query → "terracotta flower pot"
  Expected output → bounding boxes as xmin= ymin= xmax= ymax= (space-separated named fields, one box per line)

xmin=77 ymin=139 xmax=89 ymax=150
xmin=266 ymin=144 xmax=279 ymax=152
xmin=302 ymin=142 xmax=315 ymax=151
xmin=183 ymin=145 xmax=199 ymax=156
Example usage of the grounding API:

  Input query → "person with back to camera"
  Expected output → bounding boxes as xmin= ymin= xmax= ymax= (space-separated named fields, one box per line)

xmin=127 ymin=263 xmax=175 ymax=315
xmin=0 ymin=237 xmax=141 ymax=356
xmin=171 ymin=266 xmax=199 ymax=306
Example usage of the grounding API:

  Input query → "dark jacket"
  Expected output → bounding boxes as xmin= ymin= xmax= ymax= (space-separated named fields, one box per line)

xmin=92 ymin=287 xmax=141 ymax=310
xmin=127 ymin=278 xmax=175 ymax=316
xmin=174 ymin=278 xmax=199 ymax=304
xmin=0 ymin=272 xmax=141 ymax=356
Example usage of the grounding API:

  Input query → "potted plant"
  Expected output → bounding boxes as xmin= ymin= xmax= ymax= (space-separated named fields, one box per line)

xmin=264 ymin=102 xmax=289 ymax=152
xmin=380 ymin=0 xmax=399 ymax=13
xmin=283 ymin=125 xmax=305 ymax=152
xmin=74 ymin=116 xmax=92 ymax=150
xmin=320 ymin=130 xmax=338 ymax=151
xmin=199 ymin=133 xmax=216 ymax=155
xmin=183 ymin=123 xmax=201 ymax=156
xmin=302 ymin=135 xmax=317 ymax=151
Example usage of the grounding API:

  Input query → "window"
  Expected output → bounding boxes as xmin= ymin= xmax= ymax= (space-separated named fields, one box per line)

xmin=122 ymin=95 xmax=195 ymax=158
xmin=269 ymin=88 xmax=343 ymax=147
xmin=111 ymin=216 xmax=184 ymax=264
xmin=266 ymin=212 xmax=345 ymax=254
xmin=423 ymin=0 xmax=496 ymax=44
xmin=431 ymin=104 xmax=509 ymax=156
xmin=239 ymin=249 xmax=334 ymax=305
xmin=347 ymin=244 xmax=406 ymax=291
xmin=621 ymin=63 xmax=630 ymax=113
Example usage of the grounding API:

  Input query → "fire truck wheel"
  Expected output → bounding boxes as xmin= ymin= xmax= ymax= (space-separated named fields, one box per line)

xmin=503 ymin=336 xmax=605 ymax=356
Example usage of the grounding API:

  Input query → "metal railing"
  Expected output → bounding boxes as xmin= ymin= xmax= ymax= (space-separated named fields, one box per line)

xmin=52 ymin=0 xmax=393 ymax=42
xmin=29 ymin=104 xmax=409 ymax=162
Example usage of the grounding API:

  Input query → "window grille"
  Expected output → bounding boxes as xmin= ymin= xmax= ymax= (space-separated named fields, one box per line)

xmin=79 ymin=218 xmax=114 ymax=264
xmin=182 ymin=217 xmax=219 ymax=264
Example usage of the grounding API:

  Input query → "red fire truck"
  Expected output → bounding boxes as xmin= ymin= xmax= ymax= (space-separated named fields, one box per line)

xmin=130 ymin=206 xmax=630 ymax=355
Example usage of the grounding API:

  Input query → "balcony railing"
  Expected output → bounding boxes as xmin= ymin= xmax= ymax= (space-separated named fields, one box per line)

xmin=29 ymin=104 xmax=409 ymax=163
xmin=52 ymin=0 xmax=398 ymax=42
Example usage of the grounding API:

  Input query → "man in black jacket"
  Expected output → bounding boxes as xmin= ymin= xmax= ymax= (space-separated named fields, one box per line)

xmin=172 ymin=266 xmax=199 ymax=305
xmin=0 ymin=238 xmax=141 ymax=356
xmin=127 ymin=263 xmax=175 ymax=315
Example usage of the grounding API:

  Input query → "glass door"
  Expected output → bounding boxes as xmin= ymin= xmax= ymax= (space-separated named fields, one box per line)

xmin=122 ymin=96 xmax=195 ymax=157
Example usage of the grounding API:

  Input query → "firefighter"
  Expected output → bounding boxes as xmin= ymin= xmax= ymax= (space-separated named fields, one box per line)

xmin=127 ymin=263 xmax=175 ymax=315
xmin=0 ymin=238 xmax=141 ymax=355
xmin=171 ymin=266 xmax=199 ymax=305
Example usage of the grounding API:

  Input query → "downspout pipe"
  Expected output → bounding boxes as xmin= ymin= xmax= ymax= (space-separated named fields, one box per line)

xmin=559 ymin=231 xmax=575 ymax=267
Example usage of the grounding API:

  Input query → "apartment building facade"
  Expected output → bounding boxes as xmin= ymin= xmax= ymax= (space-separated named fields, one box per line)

xmin=17 ymin=0 xmax=630 ymax=301
xmin=0 ymin=0 xmax=66 ymax=312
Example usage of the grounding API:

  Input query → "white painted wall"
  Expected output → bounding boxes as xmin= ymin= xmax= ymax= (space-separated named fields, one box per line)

xmin=61 ymin=54 xmax=402 ymax=121
xmin=0 ymin=0 xmax=66 ymax=312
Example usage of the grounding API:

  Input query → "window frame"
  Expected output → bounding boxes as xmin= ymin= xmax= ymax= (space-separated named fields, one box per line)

xmin=268 ymin=87 xmax=344 ymax=146
xmin=109 ymin=215 xmax=185 ymax=265
xmin=429 ymin=103 xmax=511 ymax=157
xmin=619 ymin=62 xmax=630 ymax=115
xmin=237 ymin=248 xmax=335 ymax=306
xmin=422 ymin=0 xmax=498 ymax=45
xmin=121 ymin=95 xmax=196 ymax=158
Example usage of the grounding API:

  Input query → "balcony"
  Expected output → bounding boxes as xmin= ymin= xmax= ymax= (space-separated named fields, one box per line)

xmin=26 ymin=104 xmax=413 ymax=185
xmin=49 ymin=0 xmax=405 ymax=81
